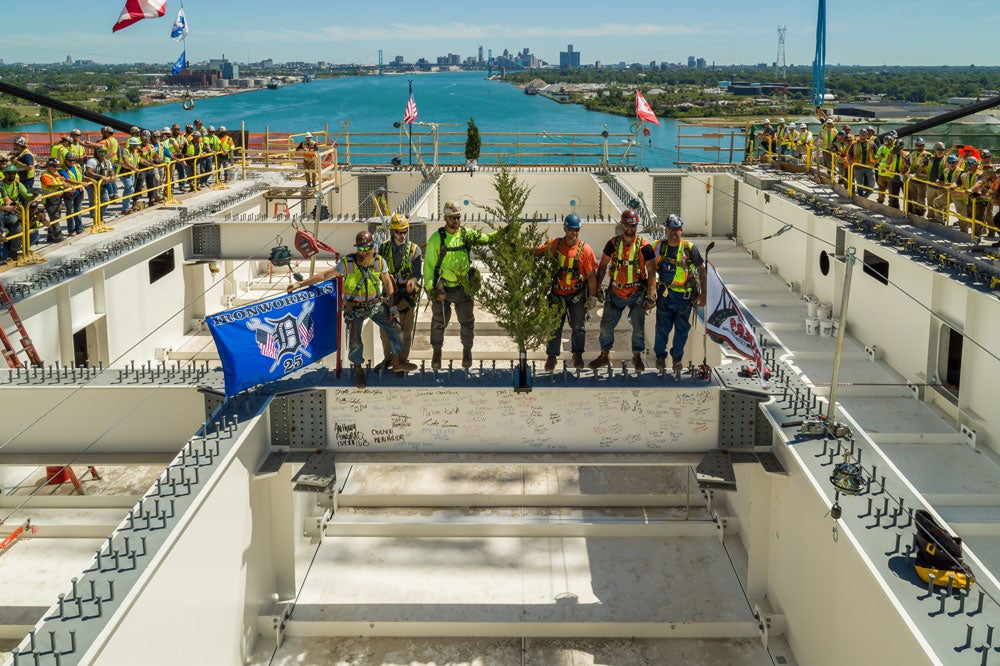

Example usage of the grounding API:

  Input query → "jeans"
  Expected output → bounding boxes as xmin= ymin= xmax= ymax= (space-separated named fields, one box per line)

xmin=346 ymin=301 xmax=402 ymax=366
xmin=380 ymin=296 xmax=416 ymax=362
xmin=854 ymin=166 xmax=875 ymax=199
xmin=429 ymin=286 xmax=475 ymax=351
xmin=546 ymin=291 xmax=587 ymax=356
xmin=1 ymin=211 xmax=22 ymax=260
xmin=120 ymin=175 xmax=135 ymax=212
xmin=598 ymin=288 xmax=646 ymax=353
xmin=63 ymin=189 xmax=84 ymax=234
xmin=654 ymin=289 xmax=693 ymax=362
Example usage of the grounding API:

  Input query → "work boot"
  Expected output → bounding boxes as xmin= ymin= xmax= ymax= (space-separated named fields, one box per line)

xmin=390 ymin=355 xmax=417 ymax=373
xmin=655 ymin=357 xmax=666 ymax=371
xmin=544 ymin=354 xmax=557 ymax=372
xmin=572 ymin=353 xmax=584 ymax=370
xmin=431 ymin=348 xmax=442 ymax=370
xmin=353 ymin=364 xmax=366 ymax=389
xmin=461 ymin=348 xmax=473 ymax=369
xmin=632 ymin=353 xmax=645 ymax=373
xmin=588 ymin=351 xmax=610 ymax=370
xmin=672 ymin=359 xmax=684 ymax=378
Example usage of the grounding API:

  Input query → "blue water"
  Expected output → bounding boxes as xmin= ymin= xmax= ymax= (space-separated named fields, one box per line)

xmin=16 ymin=71 xmax=723 ymax=168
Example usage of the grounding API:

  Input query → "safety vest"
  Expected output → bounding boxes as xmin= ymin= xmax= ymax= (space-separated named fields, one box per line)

xmin=51 ymin=143 xmax=70 ymax=165
xmin=15 ymin=148 xmax=34 ymax=180
xmin=119 ymin=149 xmax=139 ymax=174
xmin=851 ymin=139 xmax=872 ymax=165
xmin=220 ymin=135 xmax=235 ymax=153
xmin=1 ymin=179 xmax=27 ymax=202
xmin=40 ymin=170 xmax=65 ymax=194
xmin=960 ymin=169 xmax=980 ymax=196
xmin=342 ymin=255 xmax=383 ymax=302
xmin=653 ymin=239 xmax=694 ymax=292
xmin=907 ymin=149 xmax=930 ymax=178
xmin=61 ymin=164 xmax=84 ymax=190
xmin=549 ymin=237 xmax=588 ymax=293
xmin=609 ymin=235 xmax=649 ymax=288
xmin=206 ymin=135 xmax=221 ymax=151
xmin=69 ymin=143 xmax=86 ymax=160
xmin=877 ymin=149 xmax=905 ymax=177
xmin=797 ymin=130 xmax=813 ymax=148
xmin=99 ymin=136 xmax=119 ymax=163
xmin=185 ymin=141 xmax=203 ymax=157
xmin=379 ymin=239 xmax=418 ymax=284
xmin=821 ymin=127 xmax=837 ymax=149
xmin=940 ymin=166 xmax=960 ymax=186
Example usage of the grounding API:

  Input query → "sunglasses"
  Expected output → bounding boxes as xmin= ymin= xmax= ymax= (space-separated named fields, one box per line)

xmin=392 ymin=229 xmax=407 ymax=235
xmin=355 ymin=244 xmax=375 ymax=251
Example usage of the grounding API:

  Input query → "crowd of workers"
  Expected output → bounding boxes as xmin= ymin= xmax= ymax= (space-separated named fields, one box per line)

xmin=0 ymin=119 xmax=237 ymax=263
xmin=757 ymin=117 xmax=1000 ymax=235
xmin=289 ymin=203 xmax=705 ymax=388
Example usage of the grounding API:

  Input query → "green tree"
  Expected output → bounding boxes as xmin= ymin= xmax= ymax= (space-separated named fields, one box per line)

xmin=472 ymin=164 xmax=562 ymax=391
xmin=0 ymin=107 xmax=22 ymax=128
xmin=465 ymin=117 xmax=481 ymax=161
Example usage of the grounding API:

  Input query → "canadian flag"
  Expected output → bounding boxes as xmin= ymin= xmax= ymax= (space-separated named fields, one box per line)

xmin=636 ymin=90 xmax=660 ymax=125
xmin=113 ymin=0 xmax=167 ymax=33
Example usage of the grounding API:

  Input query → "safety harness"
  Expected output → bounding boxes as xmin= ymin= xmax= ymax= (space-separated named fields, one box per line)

xmin=609 ymin=235 xmax=646 ymax=290
xmin=432 ymin=227 xmax=470 ymax=290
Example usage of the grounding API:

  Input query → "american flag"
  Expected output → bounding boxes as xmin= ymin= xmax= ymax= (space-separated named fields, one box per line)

xmin=298 ymin=313 xmax=314 ymax=348
xmin=403 ymin=83 xmax=418 ymax=125
xmin=256 ymin=330 xmax=278 ymax=359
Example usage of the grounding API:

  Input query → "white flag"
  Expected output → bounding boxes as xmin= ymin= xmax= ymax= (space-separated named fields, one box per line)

xmin=171 ymin=7 xmax=188 ymax=41
xmin=704 ymin=262 xmax=768 ymax=388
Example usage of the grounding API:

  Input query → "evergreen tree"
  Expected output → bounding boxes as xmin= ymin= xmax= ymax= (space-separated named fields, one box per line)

xmin=470 ymin=165 xmax=562 ymax=390
xmin=465 ymin=117 xmax=481 ymax=161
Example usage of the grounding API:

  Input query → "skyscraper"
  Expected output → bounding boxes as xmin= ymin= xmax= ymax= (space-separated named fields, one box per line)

xmin=559 ymin=44 xmax=581 ymax=69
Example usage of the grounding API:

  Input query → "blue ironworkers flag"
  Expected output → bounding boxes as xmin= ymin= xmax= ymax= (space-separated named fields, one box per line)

xmin=170 ymin=7 xmax=188 ymax=41
xmin=206 ymin=281 xmax=339 ymax=396
xmin=171 ymin=51 xmax=187 ymax=76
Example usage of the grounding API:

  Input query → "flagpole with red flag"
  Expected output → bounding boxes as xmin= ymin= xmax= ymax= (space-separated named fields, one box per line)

xmin=112 ymin=0 xmax=167 ymax=32
xmin=403 ymin=80 xmax=418 ymax=166
xmin=635 ymin=89 xmax=659 ymax=168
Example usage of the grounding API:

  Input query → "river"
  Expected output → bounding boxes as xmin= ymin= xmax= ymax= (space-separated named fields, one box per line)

xmin=16 ymin=71 xmax=736 ymax=168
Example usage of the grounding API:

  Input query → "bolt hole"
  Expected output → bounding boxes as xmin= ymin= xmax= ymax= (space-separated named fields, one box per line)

xmin=819 ymin=250 xmax=831 ymax=276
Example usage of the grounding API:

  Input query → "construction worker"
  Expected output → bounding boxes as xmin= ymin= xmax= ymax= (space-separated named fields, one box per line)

xmin=51 ymin=135 xmax=72 ymax=166
xmin=540 ymin=213 xmax=598 ymax=372
xmin=378 ymin=213 xmax=422 ymax=372
xmin=924 ymin=142 xmax=949 ymax=221
xmin=217 ymin=126 xmax=236 ymax=182
xmin=167 ymin=125 xmax=189 ymax=192
xmin=931 ymin=154 xmax=961 ymax=226
xmin=38 ymin=158 xmax=65 ymax=243
xmin=968 ymin=168 xmax=995 ymax=236
xmin=68 ymin=129 xmax=86 ymax=162
xmin=652 ymin=215 xmax=705 ymax=375
xmin=93 ymin=127 xmax=120 ymax=202
xmin=423 ymin=200 xmax=495 ymax=369
xmin=905 ymin=138 xmax=930 ymax=217
xmin=848 ymin=128 xmax=875 ymax=199
xmin=82 ymin=146 xmax=115 ymax=221
xmin=956 ymin=156 xmax=982 ymax=234
xmin=296 ymin=132 xmax=319 ymax=187
xmin=819 ymin=118 xmax=837 ymax=174
xmin=875 ymin=133 xmax=906 ymax=209
xmin=118 ymin=137 xmax=141 ymax=215
xmin=58 ymin=153 xmax=86 ymax=235
xmin=795 ymin=122 xmax=813 ymax=160
xmin=186 ymin=131 xmax=207 ymax=189
xmin=11 ymin=136 xmax=35 ymax=192
xmin=758 ymin=119 xmax=775 ymax=160
xmin=0 ymin=164 xmax=29 ymax=262
xmin=137 ymin=131 xmax=161 ymax=206
xmin=589 ymin=209 xmax=657 ymax=372
xmin=289 ymin=230 xmax=417 ymax=388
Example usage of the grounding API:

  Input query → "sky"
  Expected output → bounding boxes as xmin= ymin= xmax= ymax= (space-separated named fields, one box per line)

xmin=3 ymin=0 xmax=999 ymax=67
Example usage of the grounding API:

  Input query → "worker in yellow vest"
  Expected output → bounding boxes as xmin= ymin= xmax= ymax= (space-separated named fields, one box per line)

xmin=288 ymin=230 xmax=417 ymax=387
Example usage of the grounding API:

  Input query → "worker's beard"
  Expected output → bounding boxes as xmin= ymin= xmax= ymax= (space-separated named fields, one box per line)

xmin=355 ymin=252 xmax=374 ymax=267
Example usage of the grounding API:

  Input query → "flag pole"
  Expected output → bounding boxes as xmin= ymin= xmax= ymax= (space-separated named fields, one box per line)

xmin=407 ymin=80 xmax=413 ymax=166
xmin=700 ymin=242 xmax=716 ymax=374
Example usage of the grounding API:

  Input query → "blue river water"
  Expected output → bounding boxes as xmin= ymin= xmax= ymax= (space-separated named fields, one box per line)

xmin=16 ymin=71 xmax=731 ymax=168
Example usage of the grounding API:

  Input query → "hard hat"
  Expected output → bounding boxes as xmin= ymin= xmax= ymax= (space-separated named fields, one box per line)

xmin=46 ymin=157 xmax=60 ymax=167
xmin=102 ymin=126 xmax=114 ymax=133
xmin=799 ymin=123 xmax=807 ymax=128
xmin=71 ymin=129 xmax=81 ymax=136
xmin=563 ymin=213 xmax=581 ymax=229
xmin=966 ymin=156 xmax=979 ymax=166
xmin=304 ymin=132 xmax=313 ymax=138
xmin=914 ymin=137 xmax=925 ymax=146
xmin=354 ymin=230 xmax=374 ymax=247
xmin=982 ymin=149 xmax=992 ymax=159
xmin=95 ymin=146 xmax=108 ymax=153
xmin=946 ymin=154 xmax=959 ymax=163
xmin=60 ymin=135 xmax=72 ymax=142
xmin=192 ymin=131 xmax=201 ymax=137
xmin=443 ymin=201 xmax=462 ymax=217
xmin=141 ymin=130 xmax=151 ymax=138
xmin=208 ymin=126 xmax=216 ymax=132
xmin=2 ymin=164 xmax=17 ymax=174
xmin=13 ymin=136 xmax=26 ymax=147
xmin=836 ymin=130 xmax=846 ymax=137
xmin=778 ymin=118 xmax=785 ymax=124
xmin=127 ymin=137 xmax=141 ymax=146
xmin=171 ymin=123 xmax=181 ymax=130
xmin=389 ymin=213 xmax=409 ymax=231
xmin=64 ymin=152 xmax=78 ymax=160
xmin=666 ymin=213 xmax=683 ymax=229
xmin=934 ymin=142 xmax=946 ymax=150
xmin=763 ymin=118 xmax=771 ymax=124
xmin=163 ymin=126 xmax=171 ymax=133
xmin=130 ymin=126 xmax=140 ymax=134
xmin=620 ymin=209 xmax=639 ymax=225
xmin=218 ymin=126 xmax=227 ymax=131
xmin=825 ymin=118 xmax=834 ymax=125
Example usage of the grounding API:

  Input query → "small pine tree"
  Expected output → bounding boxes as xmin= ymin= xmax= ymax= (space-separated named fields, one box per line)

xmin=469 ymin=164 xmax=563 ymax=390
xmin=465 ymin=117 xmax=481 ymax=161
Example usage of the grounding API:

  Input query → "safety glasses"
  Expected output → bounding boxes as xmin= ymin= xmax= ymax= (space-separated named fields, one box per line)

xmin=355 ymin=244 xmax=375 ymax=251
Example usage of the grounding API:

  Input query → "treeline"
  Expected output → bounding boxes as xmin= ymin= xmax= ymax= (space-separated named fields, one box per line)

xmin=504 ymin=65 xmax=1000 ymax=104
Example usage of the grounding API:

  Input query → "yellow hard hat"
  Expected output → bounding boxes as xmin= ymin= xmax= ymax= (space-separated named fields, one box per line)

xmin=389 ymin=213 xmax=409 ymax=231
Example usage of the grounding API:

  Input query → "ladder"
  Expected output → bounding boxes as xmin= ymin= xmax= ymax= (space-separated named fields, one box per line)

xmin=0 ymin=283 xmax=42 ymax=368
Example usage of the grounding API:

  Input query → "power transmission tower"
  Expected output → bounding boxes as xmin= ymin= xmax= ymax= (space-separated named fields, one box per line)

xmin=811 ymin=0 xmax=827 ymax=107
xmin=776 ymin=26 xmax=788 ymax=109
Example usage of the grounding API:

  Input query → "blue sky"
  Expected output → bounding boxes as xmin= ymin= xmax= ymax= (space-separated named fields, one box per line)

xmin=4 ymin=1 xmax=997 ymax=67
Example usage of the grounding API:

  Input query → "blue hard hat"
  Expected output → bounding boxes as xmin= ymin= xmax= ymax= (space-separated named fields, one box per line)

xmin=564 ymin=213 xmax=581 ymax=229
xmin=666 ymin=214 xmax=683 ymax=229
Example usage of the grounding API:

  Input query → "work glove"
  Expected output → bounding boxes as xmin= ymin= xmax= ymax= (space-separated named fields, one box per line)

xmin=389 ymin=305 xmax=400 ymax=322
xmin=585 ymin=296 xmax=597 ymax=313
xmin=643 ymin=297 xmax=656 ymax=313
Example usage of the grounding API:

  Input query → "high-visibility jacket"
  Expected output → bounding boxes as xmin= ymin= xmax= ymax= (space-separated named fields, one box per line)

xmin=0 ymin=179 xmax=28 ymax=203
xmin=51 ymin=143 xmax=70 ymax=165
xmin=379 ymin=239 xmax=420 ymax=285
xmin=609 ymin=236 xmax=650 ymax=288
xmin=907 ymin=149 xmax=931 ymax=178
xmin=342 ymin=254 xmax=386 ymax=302
xmin=423 ymin=226 xmax=493 ymax=290
xmin=219 ymin=135 xmax=235 ymax=153
xmin=40 ymin=170 xmax=65 ymax=194
xmin=653 ymin=239 xmax=695 ymax=292
xmin=878 ymin=151 xmax=906 ymax=178
xmin=850 ymin=139 xmax=873 ymax=165
xmin=99 ymin=136 xmax=120 ymax=164
xmin=14 ymin=148 xmax=35 ymax=180
xmin=821 ymin=127 xmax=837 ymax=149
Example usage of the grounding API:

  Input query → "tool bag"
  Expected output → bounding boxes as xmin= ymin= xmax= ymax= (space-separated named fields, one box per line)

xmin=912 ymin=509 xmax=974 ymax=589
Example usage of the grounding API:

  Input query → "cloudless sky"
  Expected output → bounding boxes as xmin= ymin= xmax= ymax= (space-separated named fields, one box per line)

xmin=4 ymin=1 xmax=998 ymax=67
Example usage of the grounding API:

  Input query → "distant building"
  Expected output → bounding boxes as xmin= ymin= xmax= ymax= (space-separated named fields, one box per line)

xmin=222 ymin=62 xmax=239 ymax=80
xmin=559 ymin=45 xmax=581 ymax=69
xmin=169 ymin=68 xmax=222 ymax=88
xmin=687 ymin=56 xmax=696 ymax=68
xmin=478 ymin=46 xmax=484 ymax=65
xmin=696 ymin=58 xmax=706 ymax=69
xmin=64 ymin=55 xmax=73 ymax=66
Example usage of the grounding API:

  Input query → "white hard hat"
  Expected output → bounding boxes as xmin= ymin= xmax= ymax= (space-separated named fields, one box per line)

xmin=778 ymin=118 xmax=786 ymax=123
xmin=304 ymin=132 xmax=313 ymax=138
xmin=763 ymin=118 xmax=771 ymax=124
xmin=799 ymin=122 xmax=807 ymax=128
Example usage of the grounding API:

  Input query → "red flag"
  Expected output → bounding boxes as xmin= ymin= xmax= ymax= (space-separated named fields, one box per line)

xmin=636 ymin=90 xmax=659 ymax=125
xmin=113 ymin=0 xmax=167 ymax=33
xmin=403 ymin=91 xmax=418 ymax=125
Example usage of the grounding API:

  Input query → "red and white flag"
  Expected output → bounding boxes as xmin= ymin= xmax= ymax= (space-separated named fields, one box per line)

xmin=705 ymin=263 xmax=768 ymax=388
xmin=403 ymin=83 xmax=418 ymax=125
xmin=635 ymin=90 xmax=659 ymax=125
xmin=113 ymin=0 xmax=167 ymax=33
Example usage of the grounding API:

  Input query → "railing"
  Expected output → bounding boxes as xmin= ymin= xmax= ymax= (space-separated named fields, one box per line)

xmin=676 ymin=123 xmax=748 ymax=166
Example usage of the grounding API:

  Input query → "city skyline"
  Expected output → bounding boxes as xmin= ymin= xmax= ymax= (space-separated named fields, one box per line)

xmin=4 ymin=0 xmax=1000 ymax=67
